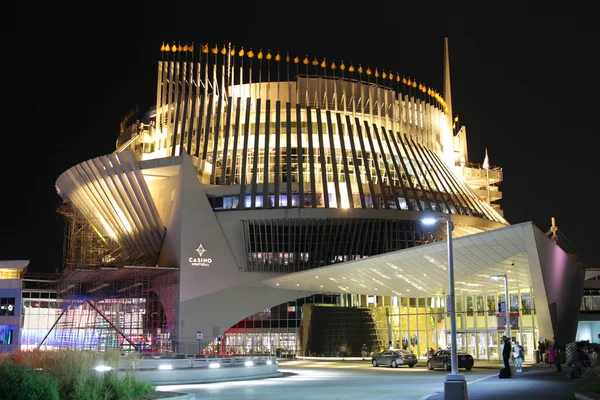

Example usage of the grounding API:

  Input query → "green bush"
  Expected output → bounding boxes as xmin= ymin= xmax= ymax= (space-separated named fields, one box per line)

xmin=106 ymin=376 xmax=156 ymax=400
xmin=0 ymin=362 xmax=60 ymax=400
xmin=0 ymin=350 xmax=157 ymax=400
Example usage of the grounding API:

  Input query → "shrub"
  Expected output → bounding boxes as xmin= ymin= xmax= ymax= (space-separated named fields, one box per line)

xmin=0 ymin=362 xmax=60 ymax=400
xmin=106 ymin=376 xmax=156 ymax=400
xmin=0 ymin=349 xmax=156 ymax=400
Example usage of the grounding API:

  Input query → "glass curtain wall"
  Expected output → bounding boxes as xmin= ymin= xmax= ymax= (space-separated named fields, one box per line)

xmin=370 ymin=288 xmax=538 ymax=361
xmin=227 ymin=286 xmax=539 ymax=362
xmin=251 ymin=287 xmax=539 ymax=361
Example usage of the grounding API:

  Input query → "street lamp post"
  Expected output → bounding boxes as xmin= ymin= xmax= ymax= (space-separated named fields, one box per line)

xmin=422 ymin=215 xmax=467 ymax=400
xmin=490 ymin=274 xmax=510 ymax=341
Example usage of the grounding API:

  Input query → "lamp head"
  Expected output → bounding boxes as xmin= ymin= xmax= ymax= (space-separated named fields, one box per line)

xmin=421 ymin=214 xmax=451 ymax=226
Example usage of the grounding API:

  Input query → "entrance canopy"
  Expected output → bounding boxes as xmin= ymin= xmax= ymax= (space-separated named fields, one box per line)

xmin=262 ymin=223 xmax=533 ymax=298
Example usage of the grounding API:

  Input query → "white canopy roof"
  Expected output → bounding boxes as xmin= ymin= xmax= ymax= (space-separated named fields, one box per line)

xmin=262 ymin=223 xmax=533 ymax=297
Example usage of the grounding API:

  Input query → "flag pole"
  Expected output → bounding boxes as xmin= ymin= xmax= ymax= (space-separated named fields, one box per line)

xmin=266 ymin=49 xmax=272 ymax=102
xmin=303 ymin=55 xmax=309 ymax=105
xmin=258 ymin=49 xmax=263 ymax=99
xmin=486 ymin=168 xmax=491 ymax=204
xmin=483 ymin=148 xmax=491 ymax=204
xmin=332 ymin=59 xmax=338 ymax=112
xmin=321 ymin=57 xmax=327 ymax=110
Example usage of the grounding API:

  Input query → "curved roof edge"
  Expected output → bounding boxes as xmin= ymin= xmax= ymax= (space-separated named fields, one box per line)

xmin=0 ymin=260 xmax=30 ymax=270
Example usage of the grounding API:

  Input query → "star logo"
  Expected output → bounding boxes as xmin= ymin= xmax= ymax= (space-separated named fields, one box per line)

xmin=195 ymin=243 xmax=207 ymax=257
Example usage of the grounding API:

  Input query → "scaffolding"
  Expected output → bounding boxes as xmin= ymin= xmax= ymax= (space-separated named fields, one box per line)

xmin=57 ymin=200 xmax=159 ymax=269
xmin=44 ymin=201 xmax=178 ymax=353
xmin=37 ymin=264 xmax=178 ymax=353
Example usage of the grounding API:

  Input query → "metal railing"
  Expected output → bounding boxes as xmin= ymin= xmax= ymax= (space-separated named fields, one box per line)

xmin=116 ymin=354 xmax=277 ymax=371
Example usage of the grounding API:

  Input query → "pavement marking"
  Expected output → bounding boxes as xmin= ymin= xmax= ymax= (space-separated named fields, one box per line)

xmin=417 ymin=373 xmax=496 ymax=400
xmin=467 ymin=373 xmax=497 ymax=385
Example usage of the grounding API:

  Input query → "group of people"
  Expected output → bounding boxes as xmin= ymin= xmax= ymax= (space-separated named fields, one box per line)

xmin=536 ymin=336 xmax=563 ymax=372
xmin=501 ymin=335 xmax=525 ymax=377
xmin=570 ymin=346 xmax=598 ymax=380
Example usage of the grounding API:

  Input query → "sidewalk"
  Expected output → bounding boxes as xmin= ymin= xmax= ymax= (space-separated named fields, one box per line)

xmin=423 ymin=362 xmax=600 ymax=400
xmin=295 ymin=355 xmax=536 ymax=370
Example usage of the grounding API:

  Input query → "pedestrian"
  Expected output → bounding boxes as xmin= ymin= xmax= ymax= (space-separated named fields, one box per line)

xmin=513 ymin=341 xmax=524 ymax=372
xmin=590 ymin=347 xmax=598 ymax=364
xmin=538 ymin=340 xmax=546 ymax=364
xmin=553 ymin=336 xmax=562 ymax=372
xmin=502 ymin=335 xmax=512 ymax=377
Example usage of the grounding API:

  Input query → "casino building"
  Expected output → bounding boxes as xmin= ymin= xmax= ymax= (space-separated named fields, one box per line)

xmin=14 ymin=38 xmax=586 ymax=360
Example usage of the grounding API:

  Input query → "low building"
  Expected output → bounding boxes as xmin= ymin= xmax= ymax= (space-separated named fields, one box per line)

xmin=0 ymin=260 xmax=28 ymax=353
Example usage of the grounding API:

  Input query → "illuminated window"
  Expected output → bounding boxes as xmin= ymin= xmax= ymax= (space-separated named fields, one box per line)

xmin=0 ymin=325 xmax=14 ymax=344
xmin=0 ymin=269 xmax=20 ymax=279
xmin=0 ymin=298 xmax=15 ymax=316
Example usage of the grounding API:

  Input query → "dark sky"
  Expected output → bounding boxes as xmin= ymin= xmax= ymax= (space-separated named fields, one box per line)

xmin=6 ymin=4 xmax=598 ymax=274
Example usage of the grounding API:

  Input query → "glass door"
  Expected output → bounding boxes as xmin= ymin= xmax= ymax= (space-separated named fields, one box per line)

xmin=446 ymin=331 xmax=467 ymax=352
xmin=521 ymin=330 xmax=534 ymax=361
xmin=477 ymin=332 xmax=488 ymax=360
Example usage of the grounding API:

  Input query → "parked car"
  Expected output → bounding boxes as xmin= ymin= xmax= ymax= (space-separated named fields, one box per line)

xmin=372 ymin=349 xmax=418 ymax=368
xmin=427 ymin=349 xmax=474 ymax=371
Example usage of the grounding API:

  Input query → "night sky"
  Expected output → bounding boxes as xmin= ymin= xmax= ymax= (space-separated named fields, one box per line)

xmin=6 ymin=5 xmax=597 ymax=274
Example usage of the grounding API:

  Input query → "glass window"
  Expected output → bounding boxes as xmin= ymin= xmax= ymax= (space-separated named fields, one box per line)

xmin=476 ymin=295 xmax=484 ymax=313
xmin=0 ymin=325 xmax=14 ymax=344
xmin=487 ymin=294 xmax=496 ymax=314
xmin=466 ymin=296 xmax=474 ymax=316
xmin=0 ymin=298 xmax=15 ymax=316
xmin=521 ymin=293 xmax=532 ymax=315
xmin=510 ymin=293 xmax=519 ymax=312
xmin=455 ymin=295 xmax=465 ymax=313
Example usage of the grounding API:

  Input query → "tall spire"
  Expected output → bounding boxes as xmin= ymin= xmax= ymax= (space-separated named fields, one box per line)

xmin=443 ymin=37 xmax=453 ymax=130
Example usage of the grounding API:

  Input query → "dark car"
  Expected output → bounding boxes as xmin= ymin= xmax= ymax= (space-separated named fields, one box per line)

xmin=427 ymin=349 xmax=474 ymax=371
xmin=372 ymin=349 xmax=418 ymax=368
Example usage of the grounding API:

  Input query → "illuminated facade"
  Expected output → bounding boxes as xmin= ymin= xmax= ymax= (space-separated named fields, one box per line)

xmin=0 ymin=261 xmax=25 ymax=353
xmin=48 ymin=38 xmax=585 ymax=360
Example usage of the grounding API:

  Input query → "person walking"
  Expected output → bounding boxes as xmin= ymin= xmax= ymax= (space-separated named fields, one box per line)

xmin=502 ymin=335 xmax=512 ymax=377
xmin=513 ymin=342 xmax=524 ymax=372
xmin=553 ymin=336 xmax=563 ymax=372
xmin=361 ymin=343 xmax=368 ymax=359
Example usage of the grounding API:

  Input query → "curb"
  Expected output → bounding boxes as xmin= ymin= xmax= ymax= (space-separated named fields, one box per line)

xmin=157 ymin=393 xmax=195 ymax=399
xmin=575 ymin=394 xmax=600 ymax=400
